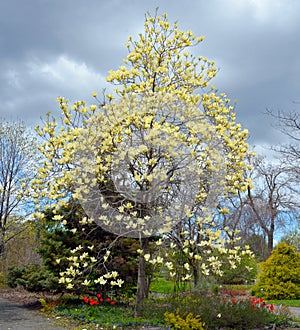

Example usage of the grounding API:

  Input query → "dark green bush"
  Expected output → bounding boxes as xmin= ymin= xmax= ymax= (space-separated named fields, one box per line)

xmin=34 ymin=202 xmax=141 ymax=296
xmin=251 ymin=242 xmax=300 ymax=299
xmin=5 ymin=203 xmax=144 ymax=297
xmin=6 ymin=264 xmax=60 ymax=292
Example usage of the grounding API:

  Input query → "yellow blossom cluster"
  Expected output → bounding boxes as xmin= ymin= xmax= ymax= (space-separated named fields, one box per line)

xmin=106 ymin=11 xmax=250 ymax=196
xmin=71 ymin=92 xmax=229 ymax=240
xmin=106 ymin=11 xmax=214 ymax=99
xmin=57 ymin=242 xmax=124 ymax=290
xmin=135 ymin=215 xmax=254 ymax=281
xmin=33 ymin=11 xmax=253 ymax=290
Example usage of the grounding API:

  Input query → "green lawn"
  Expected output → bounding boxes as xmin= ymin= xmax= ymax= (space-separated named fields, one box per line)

xmin=266 ymin=299 xmax=300 ymax=307
xmin=149 ymin=277 xmax=190 ymax=294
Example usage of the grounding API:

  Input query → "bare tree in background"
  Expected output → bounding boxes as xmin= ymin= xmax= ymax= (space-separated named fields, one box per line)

xmin=0 ymin=119 xmax=40 ymax=257
xmin=267 ymin=107 xmax=300 ymax=180
xmin=247 ymin=156 xmax=297 ymax=256
xmin=265 ymin=106 xmax=300 ymax=252
xmin=216 ymin=154 xmax=298 ymax=259
xmin=216 ymin=105 xmax=299 ymax=258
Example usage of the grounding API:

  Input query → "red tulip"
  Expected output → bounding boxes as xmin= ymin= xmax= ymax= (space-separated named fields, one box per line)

xmin=89 ymin=299 xmax=99 ymax=306
xmin=82 ymin=296 xmax=89 ymax=303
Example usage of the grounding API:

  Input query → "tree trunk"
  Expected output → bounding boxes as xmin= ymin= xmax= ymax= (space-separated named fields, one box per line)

xmin=0 ymin=229 xmax=5 ymax=258
xmin=135 ymin=237 xmax=149 ymax=317
xmin=267 ymin=230 xmax=274 ymax=257
xmin=193 ymin=264 xmax=199 ymax=287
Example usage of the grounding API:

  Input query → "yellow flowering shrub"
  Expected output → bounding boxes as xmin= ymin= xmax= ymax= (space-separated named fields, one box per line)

xmin=164 ymin=311 xmax=205 ymax=330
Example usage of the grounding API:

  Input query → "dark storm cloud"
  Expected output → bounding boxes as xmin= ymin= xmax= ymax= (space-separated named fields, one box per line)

xmin=0 ymin=0 xmax=299 ymax=148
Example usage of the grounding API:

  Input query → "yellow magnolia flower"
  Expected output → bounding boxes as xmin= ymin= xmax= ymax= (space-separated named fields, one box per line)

xmin=144 ymin=254 xmax=151 ymax=261
xmin=82 ymin=279 xmax=91 ymax=286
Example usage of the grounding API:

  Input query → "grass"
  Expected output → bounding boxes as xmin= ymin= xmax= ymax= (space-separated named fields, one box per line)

xmin=223 ymin=284 xmax=254 ymax=291
xmin=149 ymin=277 xmax=190 ymax=294
xmin=266 ymin=299 xmax=300 ymax=308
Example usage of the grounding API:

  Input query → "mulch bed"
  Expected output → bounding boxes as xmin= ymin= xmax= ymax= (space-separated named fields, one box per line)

xmin=0 ymin=287 xmax=60 ymax=309
xmin=219 ymin=287 xmax=250 ymax=300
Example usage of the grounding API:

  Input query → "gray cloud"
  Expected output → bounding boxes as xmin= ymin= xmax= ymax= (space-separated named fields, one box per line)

xmin=1 ymin=0 xmax=299 ymax=147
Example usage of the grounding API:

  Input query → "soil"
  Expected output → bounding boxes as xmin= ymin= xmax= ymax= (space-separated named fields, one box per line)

xmin=0 ymin=287 xmax=56 ymax=307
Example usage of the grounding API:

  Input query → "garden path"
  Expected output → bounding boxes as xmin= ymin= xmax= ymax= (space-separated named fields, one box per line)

xmin=0 ymin=297 xmax=65 ymax=330
xmin=288 ymin=306 xmax=300 ymax=319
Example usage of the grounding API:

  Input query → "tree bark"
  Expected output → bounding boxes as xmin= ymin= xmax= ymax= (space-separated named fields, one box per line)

xmin=192 ymin=264 xmax=199 ymax=287
xmin=135 ymin=237 xmax=149 ymax=317
xmin=0 ymin=229 xmax=6 ymax=258
xmin=267 ymin=234 xmax=273 ymax=257
xmin=247 ymin=186 xmax=274 ymax=258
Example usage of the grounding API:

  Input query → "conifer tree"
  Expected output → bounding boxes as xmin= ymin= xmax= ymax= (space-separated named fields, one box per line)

xmin=251 ymin=242 xmax=300 ymax=299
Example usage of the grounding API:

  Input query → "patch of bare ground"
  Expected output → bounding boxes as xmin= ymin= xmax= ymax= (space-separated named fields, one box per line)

xmin=0 ymin=287 xmax=61 ymax=308
xmin=219 ymin=287 xmax=250 ymax=300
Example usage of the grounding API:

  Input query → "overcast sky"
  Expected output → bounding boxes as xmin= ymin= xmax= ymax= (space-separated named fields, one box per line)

xmin=1 ymin=0 xmax=299 ymax=153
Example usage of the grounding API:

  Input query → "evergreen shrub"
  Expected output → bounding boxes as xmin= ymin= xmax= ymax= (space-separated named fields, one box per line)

xmin=251 ymin=242 xmax=300 ymax=299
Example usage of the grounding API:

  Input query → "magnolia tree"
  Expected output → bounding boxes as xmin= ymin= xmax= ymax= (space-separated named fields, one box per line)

xmin=33 ymin=12 xmax=252 ymax=312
